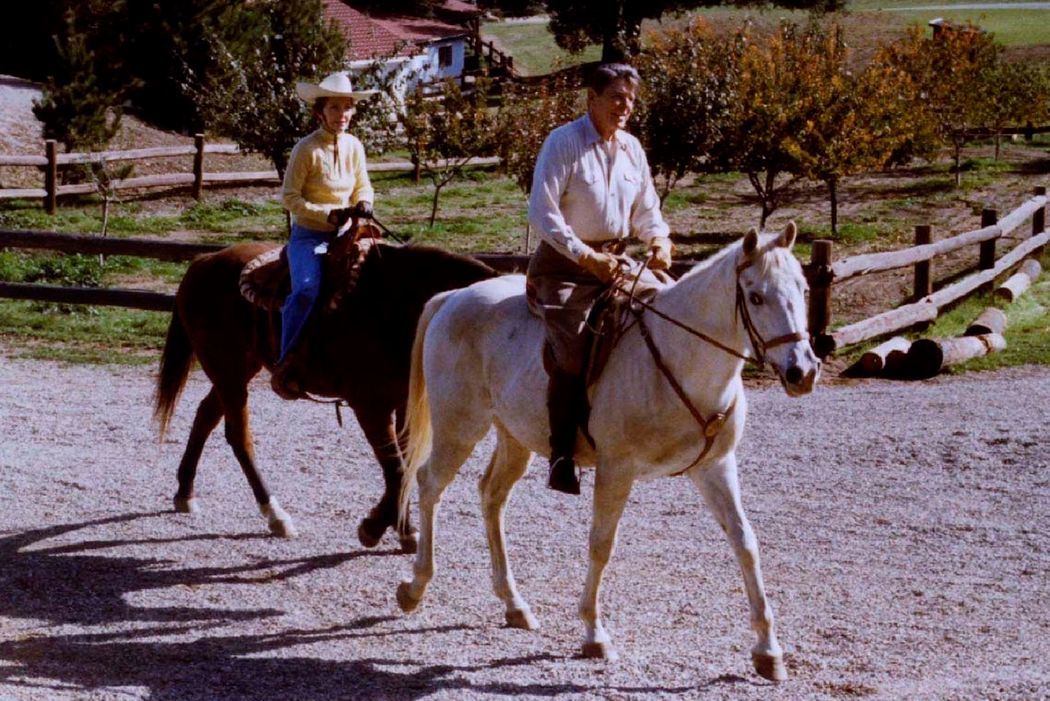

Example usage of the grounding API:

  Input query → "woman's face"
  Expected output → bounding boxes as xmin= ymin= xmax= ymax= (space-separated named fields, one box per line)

xmin=320 ymin=96 xmax=355 ymax=132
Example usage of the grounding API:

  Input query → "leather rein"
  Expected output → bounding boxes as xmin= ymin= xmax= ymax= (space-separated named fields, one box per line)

xmin=615 ymin=254 xmax=806 ymax=475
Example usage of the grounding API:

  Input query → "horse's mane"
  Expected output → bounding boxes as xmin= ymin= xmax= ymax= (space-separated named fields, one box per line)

xmin=675 ymin=232 xmax=792 ymax=284
xmin=370 ymin=242 xmax=497 ymax=277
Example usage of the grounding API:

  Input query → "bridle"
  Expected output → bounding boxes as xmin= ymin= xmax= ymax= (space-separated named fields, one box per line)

xmin=614 ymin=251 xmax=807 ymax=474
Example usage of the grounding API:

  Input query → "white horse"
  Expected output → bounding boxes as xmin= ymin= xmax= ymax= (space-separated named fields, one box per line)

xmin=396 ymin=223 xmax=819 ymax=681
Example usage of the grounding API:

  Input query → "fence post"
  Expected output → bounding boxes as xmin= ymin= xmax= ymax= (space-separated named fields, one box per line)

xmin=192 ymin=134 xmax=205 ymax=201
xmin=979 ymin=208 xmax=997 ymax=270
xmin=45 ymin=140 xmax=58 ymax=215
xmin=913 ymin=224 xmax=932 ymax=300
xmin=808 ymin=239 xmax=833 ymax=356
xmin=1034 ymin=186 xmax=1046 ymax=257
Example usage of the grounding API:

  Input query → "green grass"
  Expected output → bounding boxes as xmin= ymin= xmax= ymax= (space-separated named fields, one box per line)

xmin=840 ymin=250 xmax=1050 ymax=371
xmin=863 ymin=9 xmax=1050 ymax=47
xmin=0 ymin=300 xmax=168 ymax=364
xmin=481 ymin=22 xmax=601 ymax=76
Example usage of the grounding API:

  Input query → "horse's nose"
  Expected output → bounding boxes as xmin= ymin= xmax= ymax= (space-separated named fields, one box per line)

xmin=785 ymin=365 xmax=803 ymax=385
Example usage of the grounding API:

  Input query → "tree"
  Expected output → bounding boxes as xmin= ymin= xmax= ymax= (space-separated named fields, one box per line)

xmin=779 ymin=24 xmax=917 ymax=234
xmin=634 ymin=18 xmax=740 ymax=202
xmin=401 ymin=77 xmax=499 ymax=227
xmin=496 ymin=73 xmax=581 ymax=197
xmin=183 ymin=0 xmax=347 ymax=179
xmin=544 ymin=0 xmax=843 ymax=63
xmin=32 ymin=7 xmax=126 ymax=153
xmin=719 ymin=22 xmax=814 ymax=227
xmin=879 ymin=24 xmax=1000 ymax=186
xmin=985 ymin=61 xmax=1049 ymax=159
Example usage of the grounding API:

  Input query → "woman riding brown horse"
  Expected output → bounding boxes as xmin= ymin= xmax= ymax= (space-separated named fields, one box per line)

xmin=153 ymin=231 xmax=495 ymax=552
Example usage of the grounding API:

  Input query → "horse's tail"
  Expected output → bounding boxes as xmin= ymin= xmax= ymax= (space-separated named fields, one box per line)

xmin=398 ymin=289 xmax=454 ymax=530
xmin=153 ymin=307 xmax=194 ymax=441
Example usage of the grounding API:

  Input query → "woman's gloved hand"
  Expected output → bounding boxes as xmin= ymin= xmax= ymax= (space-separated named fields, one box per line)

xmin=327 ymin=207 xmax=354 ymax=227
xmin=351 ymin=201 xmax=373 ymax=219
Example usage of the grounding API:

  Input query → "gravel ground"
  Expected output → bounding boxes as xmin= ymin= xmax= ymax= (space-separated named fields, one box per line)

xmin=0 ymin=358 xmax=1048 ymax=700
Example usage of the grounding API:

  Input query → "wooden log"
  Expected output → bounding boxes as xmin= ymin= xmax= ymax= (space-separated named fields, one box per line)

xmin=924 ymin=231 xmax=1050 ymax=309
xmin=818 ymin=300 xmax=937 ymax=356
xmin=56 ymin=145 xmax=198 ymax=165
xmin=0 ymin=154 xmax=48 ymax=166
xmin=965 ymin=307 xmax=1007 ymax=336
xmin=0 ymin=282 xmax=174 ymax=311
xmin=192 ymin=134 xmax=205 ymax=201
xmin=0 ymin=229 xmax=223 ymax=261
xmin=913 ymin=224 xmax=932 ymax=299
xmin=994 ymin=258 xmax=1042 ymax=302
xmin=997 ymin=196 xmax=1047 ymax=237
xmin=0 ymin=188 xmax=48 ymax=200
xmin=45 ymin=140 xmax=57 ymax=215
xmin=808 ymin=240 xmax=833 ymax=348
xmin=906 ymin=333 xmax=1006 ymax=379
xmin=830 ymin=225 xmax=999 ymax=281
xmin=1034 ymin=186 xmax=1046 ymax=257
xmin=201 ymin=170 xmax=279 ymax=184
xmin=979 ymin=209 xmax=997 ymax=271
xmin=849 ymin=336 xmax=911 ymax=376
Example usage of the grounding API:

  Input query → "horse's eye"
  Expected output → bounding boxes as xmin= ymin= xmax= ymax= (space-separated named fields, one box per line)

xmin=749 ymin=292 xmax=764 ymax=306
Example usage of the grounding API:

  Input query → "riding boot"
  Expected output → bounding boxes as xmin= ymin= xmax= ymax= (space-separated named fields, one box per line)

xmin=271 ymin=351 xmax=305 ymax=401
xmin=546 ymin=369 xmax=584 ymax=495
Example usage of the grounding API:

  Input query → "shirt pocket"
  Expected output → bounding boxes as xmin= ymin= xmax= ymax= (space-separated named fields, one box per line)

xmin=620 ymin=169 xmax=641 ymax=202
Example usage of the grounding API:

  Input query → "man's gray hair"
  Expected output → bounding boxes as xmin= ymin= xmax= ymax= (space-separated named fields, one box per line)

xmin=585 ymin=63 xmax=640 ymax=94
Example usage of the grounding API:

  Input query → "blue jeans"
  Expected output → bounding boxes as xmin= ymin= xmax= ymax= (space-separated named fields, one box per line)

xmin=279 ymin=223 xmax=329 ymax=363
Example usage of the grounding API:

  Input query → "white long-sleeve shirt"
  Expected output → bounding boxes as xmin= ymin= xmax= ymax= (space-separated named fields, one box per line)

xmin=527 ymin=114 xmax=669 ymax=263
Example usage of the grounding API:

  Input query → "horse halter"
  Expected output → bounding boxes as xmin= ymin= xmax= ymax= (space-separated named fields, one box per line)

xmin=732 ymin=258 xmax=808 ymax=370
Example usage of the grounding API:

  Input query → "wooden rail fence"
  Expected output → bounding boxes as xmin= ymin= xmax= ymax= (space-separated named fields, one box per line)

xmin=0 ymin=137 xmax=499 ymax=214
xmin=807 ymin=185 xmax=1048 ymax=357
xmin=0 ymin=228 xmax=527 ymax=312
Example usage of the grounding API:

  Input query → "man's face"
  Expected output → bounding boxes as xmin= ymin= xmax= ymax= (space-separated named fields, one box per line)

xmin=587 ymin=77 xmax=637 ymax=138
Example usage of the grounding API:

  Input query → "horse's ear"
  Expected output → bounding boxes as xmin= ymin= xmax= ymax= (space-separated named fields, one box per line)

xmin=743 ymin=227 xmax=759 ymax=258
xmin=777 ymin=221 xmax=797 ymax=250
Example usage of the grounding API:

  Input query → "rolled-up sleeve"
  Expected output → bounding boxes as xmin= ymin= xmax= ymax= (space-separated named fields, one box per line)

xmin=528 ymin=131 xmax=589 ymax=262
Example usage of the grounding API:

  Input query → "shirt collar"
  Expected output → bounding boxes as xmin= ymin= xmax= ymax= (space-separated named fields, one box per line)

xmin=581 ymin=113 xmax=625 ymax=151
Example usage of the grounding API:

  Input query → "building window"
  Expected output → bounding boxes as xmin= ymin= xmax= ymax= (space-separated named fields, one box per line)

xmin=438 ymin=45 xmax=453 ymax=68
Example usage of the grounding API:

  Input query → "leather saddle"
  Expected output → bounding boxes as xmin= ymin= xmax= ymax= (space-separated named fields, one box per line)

xmin=239 ymin=220 xmax=384 ymax=312
xmin=583 ymin=266 xmax=671 ymax=387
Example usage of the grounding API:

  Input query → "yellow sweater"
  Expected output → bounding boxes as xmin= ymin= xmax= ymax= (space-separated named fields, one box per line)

xmin=281 ymin=128 xmax=374 ymax=232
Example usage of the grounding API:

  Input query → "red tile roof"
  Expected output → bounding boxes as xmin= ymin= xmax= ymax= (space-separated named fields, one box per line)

xmin=323 ymin=1 xmax=474 ymax=62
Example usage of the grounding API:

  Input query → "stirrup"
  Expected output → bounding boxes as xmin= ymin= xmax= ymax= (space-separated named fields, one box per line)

xmin=548 ymin=456 xmax=580 ymax=495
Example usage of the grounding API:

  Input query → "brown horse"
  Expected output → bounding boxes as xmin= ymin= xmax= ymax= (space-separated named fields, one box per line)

xmin=153 ymin=234 xmax=496 ymax=552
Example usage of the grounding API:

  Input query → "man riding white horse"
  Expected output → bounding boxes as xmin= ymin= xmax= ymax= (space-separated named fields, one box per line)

xmin=527 ymin=62 xmax=674 ymax=495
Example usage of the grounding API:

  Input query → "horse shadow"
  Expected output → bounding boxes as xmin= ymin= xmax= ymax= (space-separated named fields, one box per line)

xmin=0 ymin=512 xmax=754 ymax=698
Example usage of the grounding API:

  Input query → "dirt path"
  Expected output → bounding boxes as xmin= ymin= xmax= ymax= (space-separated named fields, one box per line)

xmin=0 ymin=358 xmax=1047 ymax=700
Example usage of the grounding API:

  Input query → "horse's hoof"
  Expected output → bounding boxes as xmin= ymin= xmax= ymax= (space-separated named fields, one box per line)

xmin=396 ymin=581 xmax=422 ymax=613
xmin=505 ymin=607 xmax=539 ymax=630
xmin=173 ymin=496 xmax=198 ymax=513
xmin=260 ymin=498 xmax=298 ymax=538
xmin=357 ymin=519 xmax=384 ymax=549
xmin=399 ymin=528 xmax=419 ymax=555
xmin=268 ymin=518 xmax=298 ymax=538
xmin=752 ymin=651 xmax=787 ymax=682
xmin=581 ymin=641 xmax=619 ymax=661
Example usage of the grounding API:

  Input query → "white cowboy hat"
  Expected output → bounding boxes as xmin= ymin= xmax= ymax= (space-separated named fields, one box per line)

xmin=295 ymin=72 xmax=376 ymax=103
